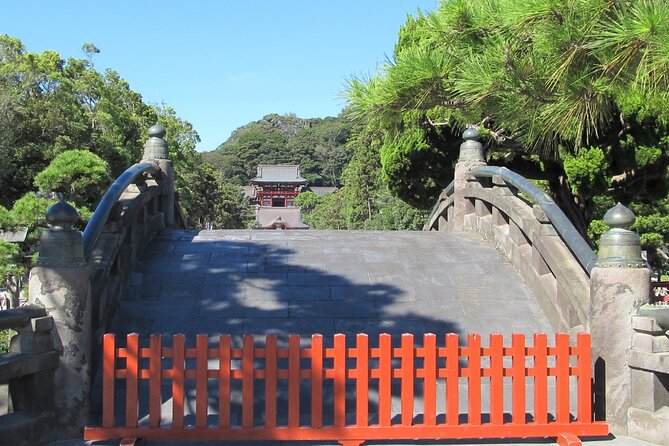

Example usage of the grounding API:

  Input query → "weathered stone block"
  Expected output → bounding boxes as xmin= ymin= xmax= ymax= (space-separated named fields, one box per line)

xmin=630 ymin=367 xmax=669 ymax=412
xmin=531 ymin=245 xmax=551 ymax=276
xmin=628 ymin=406 xmax=669 ymax=446
xmin=632 ymin=315 xmax=666 ymax=335
xmin=532 ymin=205 xmax=550 ymax=223
xmin=30 ymin=316 xmax=53 ymax=333
xmin=632 ymin=332 xmax=669 ymax=353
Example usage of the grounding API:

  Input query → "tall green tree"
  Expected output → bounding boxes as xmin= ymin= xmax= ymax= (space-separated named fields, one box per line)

xmin=33 ymin=149 xmax=111 ymax=210
xmin=345 ymin=0 xmax=669 ymax=259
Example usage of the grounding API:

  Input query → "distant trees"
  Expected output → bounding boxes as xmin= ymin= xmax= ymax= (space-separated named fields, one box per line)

xmin=0 ymin=35 xmax=258 ymax=301
xmin=203 ymin=114 xmax=352 ymax=187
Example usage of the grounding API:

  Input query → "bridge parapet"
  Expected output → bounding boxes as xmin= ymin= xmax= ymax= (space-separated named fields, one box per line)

xmin=425 ymin=128 xmax=594 ymax=334
xmin=0 ymin=305 xmax=58 ymax=446
xmin=10 ymin=124 xmax=186 ymax=441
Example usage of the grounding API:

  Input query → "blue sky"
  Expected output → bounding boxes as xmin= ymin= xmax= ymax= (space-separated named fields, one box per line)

xmin=1 ymin=1 xmax=438 ymax=152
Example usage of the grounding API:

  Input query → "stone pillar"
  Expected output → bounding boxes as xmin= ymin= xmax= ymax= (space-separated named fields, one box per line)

xmin=453 ymin=127 xmax=486 ymax=231
xmin=142 ymin=123 xmax=174 ymax=226
xmin=28 ymin=199 xmax=92 ymax=436
xmin=589 ymin=202 xmax=650 ymax=434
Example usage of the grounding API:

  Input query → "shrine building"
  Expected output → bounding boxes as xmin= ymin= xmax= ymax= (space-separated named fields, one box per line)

xmin=246 ymin=164 xmax=310 ymax=229
xmin=251 ymin=164 xmax=306 ymax=208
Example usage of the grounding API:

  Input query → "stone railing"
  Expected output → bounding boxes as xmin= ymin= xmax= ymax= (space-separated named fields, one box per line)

xmin=627 ymin=314 xmax=669 ymax=445
xmin=424 ymin=128 xmax=654 ymax=437
xmin=13 ymin=124 xmax=185 ymax=442
xmin=0 ymin=305 xmax=58 ymax=446
xmin=425 ymin=128 xmax=595 ymax=334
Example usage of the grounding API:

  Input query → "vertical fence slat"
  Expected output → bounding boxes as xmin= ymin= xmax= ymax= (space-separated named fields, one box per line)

xmin=556 ymin=333 xmax=570 ymax=424
xmin=356 ymin=334 xmax=369 ymax=427
xmin=401 ymin=334 xmax=415 ymax=426
xmin=196 ymin=334 xmax=209 ymax=429
xmin=489 ymin=334 xmax=504 ymax=425
xmin=172 ymin=334 xmax=185 ymax=429
xmin=512 ymin=333 xmax=526 ymax=424
xmin=378 ymin=334 xmax=392 ymax=426
xmin=288 ymin=335 xmax=301 ymax=428
xmin=533 ymin=333 xmax=548 ymax=425
xmin=423 ymin=334 xmax=437 ymax=426
xmin=334 ymin=334 xmax=347 ymax=427
xmin=219 ymin=335 xmax=231 ymax=428
xmin=445 ymin=333 xmax=459 ymax=426
xmin=149 ymin=334 xmax=162 ymax=428
xmin=102 ymin=334 xmax=116 ymax=428
xmin=311 ymin=334 xmax=324 ymax=429
xmin=125 ymin=333 xmax=139 ymax=428
xmin=242 ymin=335 xmax=255 ymax=428
xmin=468 ymin=333 xmax=481 ymax=425
xmin=265 ymin=335 xmax=278 ymax=428
xmin=577 ymin=333 xmax=593 ymax=423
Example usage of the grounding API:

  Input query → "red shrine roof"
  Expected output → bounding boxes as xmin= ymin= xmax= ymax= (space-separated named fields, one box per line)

xmin=252 ymin=164 xmax=306 ymax=184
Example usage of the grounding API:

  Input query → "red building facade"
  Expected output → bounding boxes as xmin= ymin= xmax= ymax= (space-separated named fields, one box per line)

xmin=251 ymin=165 xmax=306 ymax=208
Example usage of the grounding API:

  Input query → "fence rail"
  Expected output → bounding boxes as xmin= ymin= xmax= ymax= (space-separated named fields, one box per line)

xmin=85 ymin=332 xmax=607 ymax=445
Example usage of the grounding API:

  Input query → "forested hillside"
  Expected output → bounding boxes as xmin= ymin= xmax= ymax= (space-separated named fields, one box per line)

xmin=203 ymin=114 xmax=352 ymax=186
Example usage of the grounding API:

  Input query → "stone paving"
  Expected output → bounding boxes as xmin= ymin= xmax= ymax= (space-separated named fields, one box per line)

xmin=112 ymin=229 xmax=551 ymax=342
xmin=75 ymin=229 xmax=661 ymax=446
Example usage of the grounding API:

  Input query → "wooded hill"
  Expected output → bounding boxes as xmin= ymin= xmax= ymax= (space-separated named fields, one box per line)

xmin=202 ymin=114 xmax=353 ymax=187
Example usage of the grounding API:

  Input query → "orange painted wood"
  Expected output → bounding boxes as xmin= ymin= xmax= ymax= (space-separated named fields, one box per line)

xmin=489 ymin=334 xmax=504 ymax=425
xmin=171 ymin=334 xmax=185 ymax=428
xmin=576 ymin=333 xmax=592 ymax=423
xmin=85 ymin=421 xmax=608 ymax=442
xmin=423 ymin=334 xmax=437 ymax=426
xmin=378 ymin=334 xmax=392 ymax=426
xmin=196 ymin=334 xmax=209 ymax=429
xmin=149 ymin=335 xmax=162 ymax=428
xmin=355 ymin=334 xmax=369 ymax=427
xmin=533 ymin=333 xmax=548 ymax=425
xmin=218 ymin=335 xmax=231 ymax=428
xmin=311 ymin=334 xmax=323 ymax=428
xmin=125 ymin=333 xmax=139 ymax=428
xmin=338 ymin=440 xmax=364 ymax=446
xmin=86 ymin=331 xmax=609 ymax=445
xmin=401 ymin=334 xmax=414 ymax=426
xmin=242 ymin=335 xmax=254 ymax=428
xmin=265 ymin=335 xmax=278 ymax=428
xmin=445 ymin=333 xmax=459 ymax=425
xmin=102 ymin=334 xmax=116 ymax=428
xmin=467 ymin=333 xmax=481 ymax=425
xmin=333 ymin=334 xmax=346 ymax=427
xmin=556 ymin=333 xmax=570 ymax=424
xmin=512 ymin=333 xmax=526 ymax=424
xmin=288 ymin=335 xmax=301 ymax=428
xmin=557 ymin=432 xmax=583 ymax=446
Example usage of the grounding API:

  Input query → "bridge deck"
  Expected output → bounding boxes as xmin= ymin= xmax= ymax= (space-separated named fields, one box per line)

xmin=111 ymin=229 xmax=551 ymax=341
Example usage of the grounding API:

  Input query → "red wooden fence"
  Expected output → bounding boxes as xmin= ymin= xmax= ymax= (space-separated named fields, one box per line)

xmin=84 ymin=332 xmax=608 ymax=446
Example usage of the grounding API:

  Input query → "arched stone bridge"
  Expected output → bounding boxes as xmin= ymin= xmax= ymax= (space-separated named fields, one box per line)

xmin=0 ymin=126 xmax=662 ymax=446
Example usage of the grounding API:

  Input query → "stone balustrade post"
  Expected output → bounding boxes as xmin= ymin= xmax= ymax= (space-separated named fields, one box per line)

xmin=28 ymin=199 xmax=92 ymax=436
xmin=142 ymin=123 xmax=174 ymax=226
xmin=589 ymin=203 xmax=650 ymax=434
xmin=453 ymin=127 xmax=486 ymax=231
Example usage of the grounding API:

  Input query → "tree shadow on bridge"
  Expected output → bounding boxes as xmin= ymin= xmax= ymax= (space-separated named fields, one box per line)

xmin=92 ymin=229 xmax=471 ymax=435
xmin=113 ymin=229 xmax=463 ymax=345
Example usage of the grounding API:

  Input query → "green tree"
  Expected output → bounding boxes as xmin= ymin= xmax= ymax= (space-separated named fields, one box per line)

xmin=0 ymin=34 xmax=155 ymax=208
xmin=204 ymin=114 xmax=352 ymax=187
xmin=33 ymin=149 xmax=111 ymax=210
xmin=345 ymin=0 xmax=669 ymax=261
